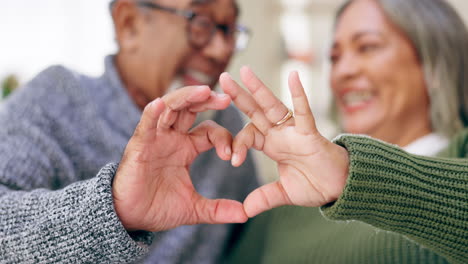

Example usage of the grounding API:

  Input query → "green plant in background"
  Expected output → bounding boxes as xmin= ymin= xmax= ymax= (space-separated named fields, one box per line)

xmin=2 ymin=75 xmax=19 ymax=99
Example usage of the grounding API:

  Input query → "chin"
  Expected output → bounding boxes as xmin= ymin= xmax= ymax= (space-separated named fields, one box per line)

xmin=341 ymin=118 xmax=376 ymax=135
xmin=167 ymin=77 xmax=185 ymax=93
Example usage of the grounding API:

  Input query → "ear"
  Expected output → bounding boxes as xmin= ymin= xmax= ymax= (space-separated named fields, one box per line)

xmin=112 ymin=0 xmax=144 ymax=53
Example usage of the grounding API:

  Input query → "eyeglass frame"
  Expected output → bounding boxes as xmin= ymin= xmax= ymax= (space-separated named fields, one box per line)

xmin=135 ymin=1 xmax=251 ymax=51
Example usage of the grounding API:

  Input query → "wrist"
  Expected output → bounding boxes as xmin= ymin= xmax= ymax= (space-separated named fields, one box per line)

xmin=325 ymin=144 xmax=350 ymax=204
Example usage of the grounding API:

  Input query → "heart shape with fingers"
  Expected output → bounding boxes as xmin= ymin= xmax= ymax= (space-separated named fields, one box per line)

xmin=220 ymin=66 xmax=349 ymax=218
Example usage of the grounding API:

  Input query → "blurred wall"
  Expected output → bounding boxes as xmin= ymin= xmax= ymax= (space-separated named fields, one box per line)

xmin=0 ymin=0 xmax=116 ymax=82
xmin=1 ymin=0 xmax=468 ymax=182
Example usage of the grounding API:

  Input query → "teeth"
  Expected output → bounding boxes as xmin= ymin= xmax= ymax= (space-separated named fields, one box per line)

xmin=342 ymin=91 xmax=373 ymax=106
xmin=168 ymin=77 xmax=185 ymax=92
xmin=186 ymin=69 xmax=214 ymax=84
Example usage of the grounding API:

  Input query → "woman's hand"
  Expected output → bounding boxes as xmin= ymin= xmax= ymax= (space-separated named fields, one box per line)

xmin=220 ymin=67 xmax=350 ymax=218
xmin=113 ymin=86 xmax=248 ymax=232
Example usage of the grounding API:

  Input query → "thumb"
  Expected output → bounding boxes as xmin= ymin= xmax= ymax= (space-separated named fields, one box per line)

xmin=243 ymin=181 xmax=293 ymax=218
xmin=193 ymin=195 xmax=248 ymax=224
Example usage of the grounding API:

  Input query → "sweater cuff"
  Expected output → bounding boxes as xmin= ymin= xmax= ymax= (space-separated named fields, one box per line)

xmin=320 ymin=134 xmax=462 ymax=221
xmin=321 ymin=134 xmax=408 ymax=220
xmin=320 ymin=134 xmax=467 ymax=263
xmin=90 ymin=163 xmax=153 ymax=261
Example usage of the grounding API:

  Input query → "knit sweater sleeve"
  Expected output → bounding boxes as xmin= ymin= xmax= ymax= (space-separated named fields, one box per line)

xmin=0 ymin=66 xmax=151 ymax=263
xmin=321 ymin=135 xmax=468 ymax=264
xmin=0 ymin=164 xmax=151 ymax=263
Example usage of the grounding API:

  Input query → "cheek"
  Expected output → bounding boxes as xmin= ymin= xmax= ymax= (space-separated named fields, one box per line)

xmin=386 ymin=64 xmax=427 ymax=112
xmin=329 ymin=74 xmax=341 ymax=101
xmin=161 ymin=42 xmax=193 ymax=71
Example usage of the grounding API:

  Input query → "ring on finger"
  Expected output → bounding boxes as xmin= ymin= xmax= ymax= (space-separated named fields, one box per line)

xmin=275 ymin=109 xmax=294 ymax=126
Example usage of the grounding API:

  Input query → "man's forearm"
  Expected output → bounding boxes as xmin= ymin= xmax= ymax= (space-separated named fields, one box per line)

xmin=0 ymin=163 xmax=152 ymax=263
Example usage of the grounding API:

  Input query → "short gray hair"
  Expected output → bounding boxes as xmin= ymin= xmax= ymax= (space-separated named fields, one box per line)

xmin=336 ymin=0 xmax=468 ymax=137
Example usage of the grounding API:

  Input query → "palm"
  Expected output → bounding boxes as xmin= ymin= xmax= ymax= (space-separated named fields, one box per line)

xmin=113 ymin=88 xmax=247 ymax=232
xmin=221 ymin=67 xmax=349 ymax=217
xmin=262 ymin=127 xmax=342 ymax=207
xmin=121 ymin=130 xmax=200 ymax=231
xmin=151 ymin=130 xmax=199 ymax=166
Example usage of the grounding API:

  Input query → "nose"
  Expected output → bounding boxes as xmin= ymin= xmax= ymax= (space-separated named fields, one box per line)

xmin=200 ymin=30 xmax=234 ymax=64
xmin=332 ymin=53 xmax=361 ymax=83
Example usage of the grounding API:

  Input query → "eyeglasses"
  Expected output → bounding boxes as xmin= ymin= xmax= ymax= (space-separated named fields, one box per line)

xmin=136 ymin=1 xmax=251 ymax=51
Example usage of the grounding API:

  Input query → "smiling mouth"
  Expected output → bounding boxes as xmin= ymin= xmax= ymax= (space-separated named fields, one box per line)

xmin=183 ymin=69 xmax=216 ymax=86
xmin=341 ymin=90 xmax=374 ymax=111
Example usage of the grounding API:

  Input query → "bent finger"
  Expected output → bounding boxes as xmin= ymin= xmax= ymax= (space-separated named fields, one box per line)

xmin=232 ymin=123 xmax=265 ymax=167
xmin=163 ymin=85 xmax=211 ymax=111
xmin=188 ymin=91 xmax=232 ymax=112
xmin=190 ymin=120 xmax=233 ymax=161
xmin=161 ymin=90 xmax=230 ymax=130
xmin=220 ymin=72 xmax=272 ymax=134
xmin=172 ymin=109 xmax=197 ymax=132
xmin=157 ymin=108 xmax=179 ymax=130
xmin=134 ymin=98 xmax=166 ymax=141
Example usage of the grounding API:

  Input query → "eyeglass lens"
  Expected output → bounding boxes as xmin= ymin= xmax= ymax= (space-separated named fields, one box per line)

xmin=188 ymin=16 xmax=249 ymax=51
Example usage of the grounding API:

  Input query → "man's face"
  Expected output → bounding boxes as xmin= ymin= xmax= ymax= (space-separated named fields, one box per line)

xmin=115 ymin=0 xmax=238 ymax=105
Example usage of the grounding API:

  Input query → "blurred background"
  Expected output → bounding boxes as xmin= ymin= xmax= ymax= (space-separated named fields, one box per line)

xmin=1 ymin=0 xmax=468 ymax=182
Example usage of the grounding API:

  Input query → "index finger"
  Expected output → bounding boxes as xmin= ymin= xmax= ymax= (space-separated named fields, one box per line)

xmin=163 ymin=85 xmax=230 ymax=111
xmin=159 ymin=86 xmax=231 ymax=130
xmin=220 ymin=73 xmax=272 ymax=134
xmin=240 ymin=66 xmax=290 ymax=125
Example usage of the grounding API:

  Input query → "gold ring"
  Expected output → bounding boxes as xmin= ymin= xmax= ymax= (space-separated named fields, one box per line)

xmin=275 ymin=109 xmax=294 ymax=126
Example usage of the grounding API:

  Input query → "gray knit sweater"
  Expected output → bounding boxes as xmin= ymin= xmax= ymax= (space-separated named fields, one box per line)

xmin=0 ymin=56 xmax=258 ymax=263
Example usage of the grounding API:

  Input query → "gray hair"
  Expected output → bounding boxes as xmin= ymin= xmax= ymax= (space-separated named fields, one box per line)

xmin=336 ymin=0 xmax=468 ymax=137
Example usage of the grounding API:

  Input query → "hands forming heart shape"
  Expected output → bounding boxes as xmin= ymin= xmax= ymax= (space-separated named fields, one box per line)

xmin=112 ymin=66 xmax=350 ymax=232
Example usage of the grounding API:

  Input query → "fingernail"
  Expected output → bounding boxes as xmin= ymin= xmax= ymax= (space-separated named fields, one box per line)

xmin=225 ymin=146 xmax=232 ymax=156
xmin=147 ymin=98 xmax=158 ymax=108
xmin=218 ymin=93 xmax=230 ymax=99
xmin=241 ymin=65 xmax=252 ymax=73
xmin=197 ymin=85 xmax=209 ymax=91
xmin=222 ymin=72 xmax=232 ymax=80
xmin=232 ymin=153 xmax=239 ymax=166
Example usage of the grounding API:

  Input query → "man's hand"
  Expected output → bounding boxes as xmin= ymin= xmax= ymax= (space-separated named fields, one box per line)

xmin=220 ymin=67 xmax=350 ymax=218
xmin=113 ymin=86 xmax=248 ymax=232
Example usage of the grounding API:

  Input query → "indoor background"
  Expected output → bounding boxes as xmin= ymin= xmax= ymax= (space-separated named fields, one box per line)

xmin=1 ymin=0 xmax=467 ymax=182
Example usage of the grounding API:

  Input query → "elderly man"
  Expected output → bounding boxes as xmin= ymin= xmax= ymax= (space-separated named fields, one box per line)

xmin=0 ymin=0 xmax=257 ymax=263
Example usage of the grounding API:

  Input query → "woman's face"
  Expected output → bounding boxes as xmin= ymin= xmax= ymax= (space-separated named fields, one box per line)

xmin=330 ymin=0 xmax=431 ymax=146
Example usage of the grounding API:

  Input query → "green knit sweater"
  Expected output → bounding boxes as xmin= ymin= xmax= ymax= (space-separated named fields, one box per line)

xmin=226 ymin=131 xmax=468 ymax=264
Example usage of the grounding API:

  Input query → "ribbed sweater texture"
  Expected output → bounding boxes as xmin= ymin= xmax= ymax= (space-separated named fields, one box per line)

xmin=226 ymin=134 xmax=467 ymax=264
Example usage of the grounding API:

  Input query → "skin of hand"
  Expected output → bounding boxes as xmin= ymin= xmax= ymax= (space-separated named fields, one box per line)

xmin=112 ymin=85 xmax=248 ymax=232
xmin=220 ymin=67 xmax=350 ymax=218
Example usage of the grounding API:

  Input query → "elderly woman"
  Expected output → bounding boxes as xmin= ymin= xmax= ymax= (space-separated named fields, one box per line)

xmin=329 ymin=0 xmax=468 ymax=155
xmin=223 ymin=0 xmax=468 ymax=263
